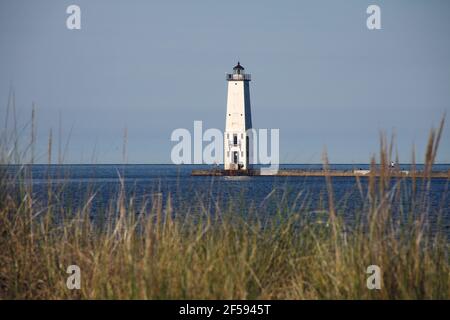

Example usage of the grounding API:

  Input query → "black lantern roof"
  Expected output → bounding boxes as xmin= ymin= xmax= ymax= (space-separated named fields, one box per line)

xmin=233 ymin=62 xmax=244 ymax=71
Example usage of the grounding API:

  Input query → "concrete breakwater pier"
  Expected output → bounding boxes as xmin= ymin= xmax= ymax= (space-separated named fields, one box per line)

xmin=191 ymin=169 xmax=449 ymax=178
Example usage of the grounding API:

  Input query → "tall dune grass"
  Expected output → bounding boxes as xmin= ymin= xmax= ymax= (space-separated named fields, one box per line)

xmin=0 ymin=105 xmax=448 ymax=299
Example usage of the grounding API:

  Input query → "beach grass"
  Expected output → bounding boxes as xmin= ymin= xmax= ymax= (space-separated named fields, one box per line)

xmin=0 ymin=108 xmax=449 ymax=299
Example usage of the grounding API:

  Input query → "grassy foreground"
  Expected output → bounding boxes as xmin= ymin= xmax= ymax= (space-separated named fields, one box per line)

xmin=0 ymin=118 xmax=449 ymax=299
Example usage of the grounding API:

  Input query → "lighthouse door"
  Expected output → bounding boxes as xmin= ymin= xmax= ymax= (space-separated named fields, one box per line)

xmin=233 ymin=151 xmax=239 ymax=164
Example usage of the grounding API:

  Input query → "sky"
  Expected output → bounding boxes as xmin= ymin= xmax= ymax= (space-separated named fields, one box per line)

xmin=0 ymin=0 xmax=449 ymax=164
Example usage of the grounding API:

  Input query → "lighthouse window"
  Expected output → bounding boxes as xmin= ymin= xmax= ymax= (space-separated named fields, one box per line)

xmin=227 ymin=133 xmax=229 ymax=139
xmin=241 ymin=133 xmax=243 ymax=139
xmin=233 ymin=152 xmax=238 ymax=164
xmin=241 ymin=151 xmax=243 ymax=157
xmin=233 ymin=134 xmax=238 ymax=146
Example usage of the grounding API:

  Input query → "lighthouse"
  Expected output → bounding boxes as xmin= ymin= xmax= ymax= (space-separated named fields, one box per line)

xmin=224 ymin=62 xmax=252 ymax=170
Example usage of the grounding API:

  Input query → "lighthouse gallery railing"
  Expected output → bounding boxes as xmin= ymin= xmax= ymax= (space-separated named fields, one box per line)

xmin=226 ymin=74 xmax=251 ymax=81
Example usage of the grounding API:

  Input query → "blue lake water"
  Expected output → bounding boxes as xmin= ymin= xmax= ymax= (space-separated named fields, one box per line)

xmin=4 ymin=164 xmax=450 ymax=233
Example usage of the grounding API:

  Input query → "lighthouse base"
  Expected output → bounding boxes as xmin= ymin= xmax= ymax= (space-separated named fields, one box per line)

xmin=191 ymin=169 xmax=260 ymax=176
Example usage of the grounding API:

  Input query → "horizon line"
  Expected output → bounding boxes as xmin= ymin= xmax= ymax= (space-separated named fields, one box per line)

xmin=4 ymin=163 xmax=450 ymax=166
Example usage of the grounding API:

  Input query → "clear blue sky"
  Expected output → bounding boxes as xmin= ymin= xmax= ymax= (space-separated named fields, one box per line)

xmin=0 ymin=0 xmax=449 ymax=164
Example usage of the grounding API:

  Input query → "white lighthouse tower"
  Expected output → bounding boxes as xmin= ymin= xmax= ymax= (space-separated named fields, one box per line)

xmin=224 ymin=62 xmax=252 ymax=171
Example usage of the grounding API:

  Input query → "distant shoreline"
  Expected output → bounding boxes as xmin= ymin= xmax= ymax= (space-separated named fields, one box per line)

xmin=192 ymin=168 xmax=449 ymax=178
